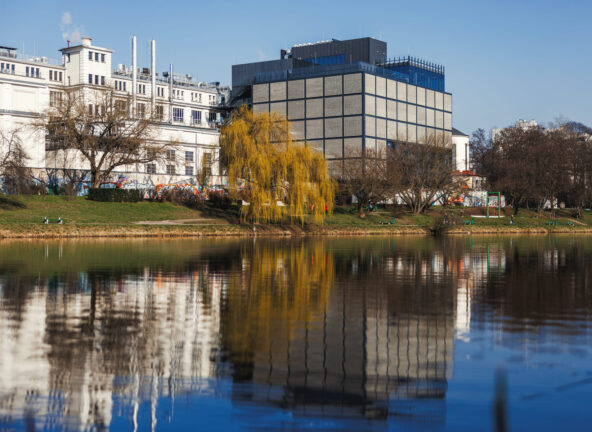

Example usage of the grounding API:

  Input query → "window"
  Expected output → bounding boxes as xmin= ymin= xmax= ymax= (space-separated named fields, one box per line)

xmin=191 ymin=110 xmax=201 ymax=125
xmin=166 ymin=165 xmax=175 ymax=175
xmin=136 ymin=103 xmax=145 ymax=118
xmin=35 ymin=68 xmax=39 ymax=78
xmin=101 ymin=53 xmax=105 ymax=63
xmin=157 ymin=87 xmax=164 ymax=97
xmin=50 ymin=91 xmax=62 ymax=107
xmin=67 ymin=53 xmax=70 ymax=63
xmin=94 ymin=75 xmax=99 ymax=85
xmin=95 ymin=52 xmax=99 ymax=61
xmin=88 ymin=104 xmax=93 ymax=116
xmin=156 ymin=105 xmax=164 ymax=120
xmin=101 ymin=76 xmax=105 ymax=86
xmin=123 ymin=81 xmax=126 ymax=91
xmin=167 ymin=149 xmax=175 ymax=160
xmin=185 ymin=166 xmax=194 ymax=176
xmin=49 ymin=70 xmax=53 ymax=80
xmin=59 ymin=71 xmax=62 ymax=81
xmin=138 ymin=84 xmax=146 ymax=94
xmin=88 ymin=74 xmax=93 ymax=84
xmin=173 ymin=107 xmax=183 ymax=122
xmin=199 ymin=93 xmax=202 ymax=103
xmin=146 ymin=164 xmax=156 ymax=174
xmin=202 ymin=153 xmax=212 ymax=178
xmin=208 ymin=112 xmax=217 ymax=122
xmin=26 ymin=67 xmax=29 ymax=76
xmin=185 ymin=151 xmax=194 ymax=162
xmin=89 ymin=51 xmax=93 ymax=60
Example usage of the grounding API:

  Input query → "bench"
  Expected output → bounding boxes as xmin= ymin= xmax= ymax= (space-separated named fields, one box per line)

xmin=463 ymin=218 xmax=474 ymax=225
xmin=546 ymin=220 xmax=558 ymax=226
xmin=568 ymin=221 xmax=575 ymax=227
xmin=379 ymin=218 xmax=396 ymax=225
xmin=43 ymin=217 xmax=63 ymax=224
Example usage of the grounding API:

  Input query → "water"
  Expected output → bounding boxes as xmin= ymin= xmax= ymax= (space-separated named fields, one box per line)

xmin=0 ymin=236 xmax=590 ymax=431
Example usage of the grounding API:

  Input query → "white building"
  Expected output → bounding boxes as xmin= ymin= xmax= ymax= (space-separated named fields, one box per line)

xmin=0 ymin=36 xmax=227 ymax=191
xmin=491 ymin=118 xmax=539 ymax=141
xmin=452 ymin=127 xmax=470 ymax=172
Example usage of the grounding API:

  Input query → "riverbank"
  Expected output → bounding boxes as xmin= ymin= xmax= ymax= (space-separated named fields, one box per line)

xmin=1 ymin=195 xmax=591 ymax=238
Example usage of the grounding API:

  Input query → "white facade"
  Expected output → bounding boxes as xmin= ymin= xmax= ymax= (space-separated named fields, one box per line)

xmin=452 ymin=127 xmax=470 ymax=172
xmin=0 ymin=36 xmax=226 ymax=189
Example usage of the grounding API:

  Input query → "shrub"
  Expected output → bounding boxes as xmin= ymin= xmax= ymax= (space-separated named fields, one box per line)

xmin=88 ymin=188 xmax=141 ymax=202
xmin=209 ymin=191 xmax=231 ymax=209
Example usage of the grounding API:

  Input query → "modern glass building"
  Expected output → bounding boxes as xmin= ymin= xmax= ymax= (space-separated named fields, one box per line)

xmin=231 ymin=37 xmax=452 ymax=170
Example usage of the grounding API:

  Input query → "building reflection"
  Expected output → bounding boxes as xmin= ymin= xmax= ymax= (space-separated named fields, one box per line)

xmin=2 ymin=237 xmax=588 ymax=430
xmin=222 ymin=240 xmax=455 ymax=424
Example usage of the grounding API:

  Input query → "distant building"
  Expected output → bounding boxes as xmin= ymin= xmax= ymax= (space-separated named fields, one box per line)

xmin=232 ymin=37 xmax=453 ymax=173
xmin=452 ymin=127 xmax=470 ymax=172
xmin=492 ymin=119 xmax=539 ymax=141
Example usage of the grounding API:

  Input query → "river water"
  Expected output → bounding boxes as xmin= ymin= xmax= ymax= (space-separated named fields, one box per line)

xmin=0 ymin=237 xmax=590 ymax=431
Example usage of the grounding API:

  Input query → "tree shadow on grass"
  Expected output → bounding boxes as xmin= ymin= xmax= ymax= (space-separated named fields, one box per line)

xmin=0 ymin=195 xmax=26 ymax=210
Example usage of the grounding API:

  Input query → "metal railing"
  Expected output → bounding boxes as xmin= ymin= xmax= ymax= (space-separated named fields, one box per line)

xmin=0 ymin=49 xmax=63 ymax=66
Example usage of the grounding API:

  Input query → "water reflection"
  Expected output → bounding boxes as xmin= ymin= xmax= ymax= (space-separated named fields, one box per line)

xmin=0 ymin=237 xmax=591 ymax=431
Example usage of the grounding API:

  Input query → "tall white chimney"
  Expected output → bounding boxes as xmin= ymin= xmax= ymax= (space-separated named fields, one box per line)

xmin=131 ymin=35 xmax=137 ymax=117
xmin=169 ymin=64 xmax=173 ymax=123
xmin=151 ymin=40 xmax=156 ymax=113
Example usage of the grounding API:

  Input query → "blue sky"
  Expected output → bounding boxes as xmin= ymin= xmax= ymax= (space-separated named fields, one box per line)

xmin=1 ymin=0 xmax=590 ymax=135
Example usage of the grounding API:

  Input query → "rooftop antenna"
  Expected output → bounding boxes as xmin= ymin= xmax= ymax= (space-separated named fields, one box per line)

xmin=67 ymin=40 xmax=70 ymax=47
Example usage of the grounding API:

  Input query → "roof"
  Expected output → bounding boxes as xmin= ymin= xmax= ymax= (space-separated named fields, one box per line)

xmin=452 ymin=127 xmax=469 ymax=137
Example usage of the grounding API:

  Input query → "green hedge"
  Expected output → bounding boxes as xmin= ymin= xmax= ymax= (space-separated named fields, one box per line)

xmin=88 ymin=188 xmax=141 ymax=202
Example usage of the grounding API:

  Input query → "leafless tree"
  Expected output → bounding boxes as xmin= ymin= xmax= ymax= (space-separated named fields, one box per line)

xmin=388 ymin=134 xmax=462 ymax=214
xmin=42 ymin=88 xmax=171 ymax=188
xmin=339 ymin=147 xmax=389 ymax=216
xmin=0 ymin=127 xmax=32 ymax=193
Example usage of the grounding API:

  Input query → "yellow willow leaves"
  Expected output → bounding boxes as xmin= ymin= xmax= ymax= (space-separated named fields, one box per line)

xmin=220 ymin=106 xmax=334 ymax=224
xmin=221 ymin=240 xmax=334 ymax=364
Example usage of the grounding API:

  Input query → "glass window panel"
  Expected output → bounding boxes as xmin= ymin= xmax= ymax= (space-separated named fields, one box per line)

xmin=417 ymin=87 xmax=426 ymax=106
xmin=252 ymin=84 xmax=269 ymax=103
xmin=376 ymin=97 xmax=386 ymax=118
xmin=306 ymin=98 xmax=323 ymax=118
xmin=376 ymin=77 xmax=386 ymax=96
xmin=325 ymin=117 xmax=342 ymax=138
xmin=270 ymin=82 xmax=286 ymax=101
xmin=387 ymin=79 xmax=397 ymax=99
xmin=306 ymin=78 xmax=323 ymax=97
xmin=364 ymin=73 xmax=375 ymax=94
xmin=344 ymin=116 xmax=362 ymax=136
xmin=325 ymin=139 xmax=343 ymax=158
xmin=365 ymin=116 xmax=376 ymax=137
xmin=396 ymin=121 xmax=407 ymax=142
xmin=364 ymin=95 xmax=375 ymax=116
xmin=387 ymin=120 xmax=397 ymax=140
xmin=306 ymin=119 xmax=323 ymax=139
xmin=397 ymin=102 xmax=407 ymax=122
xmin=343 ymin=94 xmax=362 ymax=115
xmin=343 ymin=73 xmax=362 ymax=94
xmin=288 ymin=100 xmax=304 ymax=119
xmin=325 ymin=96 xmax=342 ymax=117
xmin=407 ymin=84 xmax=416 ymax=104
xmin=407 ymin=105 xmax=416 ymax=124
xmin=324 ymin=75 xmax=342 ymax=96
xmin=288 ymin=80 xmax=304 ymax=99
xmin=397 ymin=82 xmax=407 ymax=101
xmin=387 ymin=100 xmax=397 ymax=120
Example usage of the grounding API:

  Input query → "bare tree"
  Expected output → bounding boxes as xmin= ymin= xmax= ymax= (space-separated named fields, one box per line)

xmin=0 ymin=127 xmax=32 ymax=193
xmin=42 ymin=88 xmax=170 ymax=188
xmin=388 ymin=134 xmax=461 ymax=214
xmin=339 ymin=147 xmax=389 ymax=216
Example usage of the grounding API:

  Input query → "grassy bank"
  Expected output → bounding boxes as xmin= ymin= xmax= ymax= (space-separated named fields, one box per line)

xmin=0 ymin=195 xmax=591 ymax=238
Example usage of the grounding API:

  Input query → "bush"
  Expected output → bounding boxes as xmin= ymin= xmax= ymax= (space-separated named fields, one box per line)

xmin=88 ymin=188 xmax=141 ymax=202
xmin=209 ymin=191 xmax=231 ymax=209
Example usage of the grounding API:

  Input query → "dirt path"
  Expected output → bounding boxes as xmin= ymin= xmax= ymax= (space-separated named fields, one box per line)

xmin=132 ymin=218 xmax=229 ymax=225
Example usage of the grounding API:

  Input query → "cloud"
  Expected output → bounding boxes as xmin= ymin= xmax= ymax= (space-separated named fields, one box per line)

xmin=256 ymin=49 xmax=266 ymax=61
xmin=59 ymin=11 xmax=84 ymax=44
xmin=61 ymin=12 xmax=71 ymax=26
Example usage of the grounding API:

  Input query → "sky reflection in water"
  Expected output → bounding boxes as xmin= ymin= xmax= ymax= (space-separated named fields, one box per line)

xmin=0 ymin=237 xmax=591 ymax=431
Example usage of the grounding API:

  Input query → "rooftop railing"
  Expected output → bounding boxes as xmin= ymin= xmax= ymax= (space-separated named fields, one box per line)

xmin=0 ymin=49 xmax=63 ymax=67
xmin=254 ymin=61 xmax=411 ymax=85
xmin=112 ymin=70 xmax=219 ymax=92
xmin=377 ymin=56 xmax=444 ymax=75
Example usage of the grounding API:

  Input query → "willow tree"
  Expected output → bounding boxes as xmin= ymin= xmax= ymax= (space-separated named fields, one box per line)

xmin=220 ymin=106 xmax=334 ymax=224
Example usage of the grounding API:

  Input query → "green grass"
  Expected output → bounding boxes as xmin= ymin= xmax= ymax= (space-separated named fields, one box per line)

xmin=1 ymin=195 xmax=590 ymax=232
xmin=0 ymin=195 xmax=204 ymax=225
